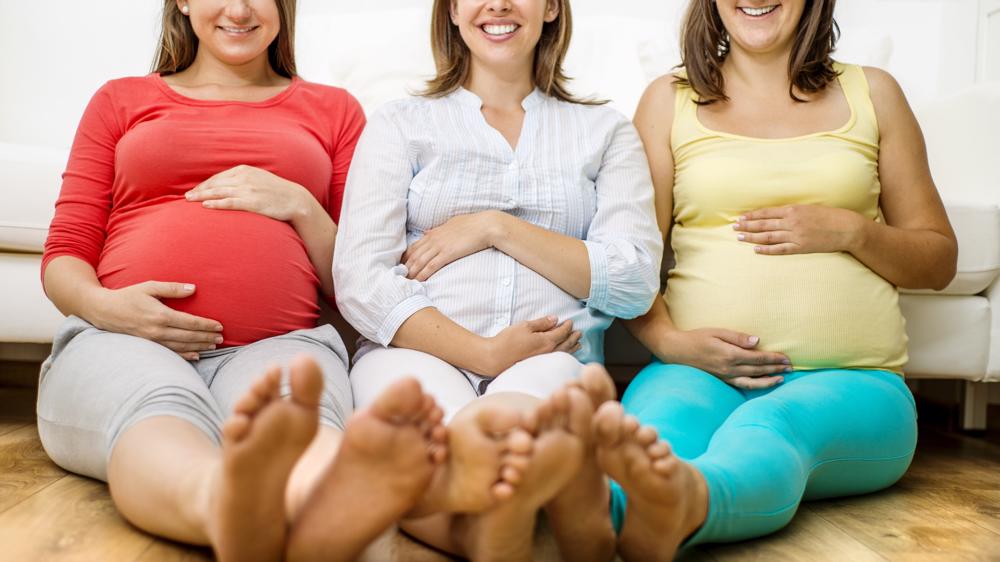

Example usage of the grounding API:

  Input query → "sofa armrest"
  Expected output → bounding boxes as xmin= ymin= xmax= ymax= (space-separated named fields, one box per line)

xmin=901 ymin=202 xmax=1000 ymax=297
xmin=0 ymin=142 xmax=68 ymax=253
xmin=986 ymin=272 xmax=1000 ymax=380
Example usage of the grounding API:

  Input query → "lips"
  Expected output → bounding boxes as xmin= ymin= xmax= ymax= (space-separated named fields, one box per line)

xmin=217 ymin=25 xmax=259 ymax=34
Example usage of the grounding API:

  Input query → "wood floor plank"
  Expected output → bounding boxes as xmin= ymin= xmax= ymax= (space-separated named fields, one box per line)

xmin=811 ymin=486 xmax=1000 ymax=561
xmin=694 ymin=504 xmax=886 ymax=562
xmin=0 ymin=425 xmax=68 ymax=513
xmin=0 ymin=476 xmax=155 ymax=562
xmin=914 ymin=487 xmax=1000 ymax=537
xmin=0 ymin=420 xmax=29 ymax=437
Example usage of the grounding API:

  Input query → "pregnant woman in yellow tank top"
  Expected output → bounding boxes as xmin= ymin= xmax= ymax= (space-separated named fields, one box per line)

xmin=587 ymin=1 xmax=959 ymax=559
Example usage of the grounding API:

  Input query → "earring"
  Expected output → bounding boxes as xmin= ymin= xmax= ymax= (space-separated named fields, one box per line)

xmin=180 ymin=4 xmax=189 ymax=15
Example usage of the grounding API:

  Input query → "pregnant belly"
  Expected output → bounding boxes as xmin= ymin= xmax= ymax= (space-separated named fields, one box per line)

xmin=667 ymin=227 xmax=908 ymax=372
xmin=98 ymin=200 xmax=320 ymax=347
xmin=421 ymin=249 xmax=592 ymax=338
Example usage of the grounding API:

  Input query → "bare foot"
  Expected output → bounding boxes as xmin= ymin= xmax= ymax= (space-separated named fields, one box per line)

xmin=545 ymin=366 xmax=618 ymax=562
xmin=208 ymin=356 xmax=322 ymax=562
xmin=286 ymin=375 xmax=447 ymax=562
xmin=594 ymin=402 xmax=709 ymax=562
xmin=461 ymin=388 xmax=588 ymax=562
xmin=410 ymin=401 xmax=534 ymax=516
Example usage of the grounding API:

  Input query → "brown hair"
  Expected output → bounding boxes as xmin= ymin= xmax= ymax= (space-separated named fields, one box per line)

xmin=152 ymin=0 xmax=298 ymax=77
xmin=421 ymin=0 xmax=602 ymax=104
xmin=677 ymin=0 xmax=840 ymax=104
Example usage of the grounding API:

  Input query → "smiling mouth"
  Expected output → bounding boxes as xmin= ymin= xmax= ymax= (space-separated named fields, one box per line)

xmin=481 ymin=23 xmax=520 ymax=37
xmin=738 ymin=5 xmax=778 ymax=17
xmin=217 ymin=25 xmax=259 ymax=34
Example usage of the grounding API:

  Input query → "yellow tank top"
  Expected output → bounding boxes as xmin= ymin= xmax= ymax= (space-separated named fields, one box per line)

xmin=667 ymin=62 xmax=907 ymax=373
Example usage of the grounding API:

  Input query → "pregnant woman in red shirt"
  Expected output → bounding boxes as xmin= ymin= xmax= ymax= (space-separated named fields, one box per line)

xmin=36 ymin=1 xmax=459 ymax=560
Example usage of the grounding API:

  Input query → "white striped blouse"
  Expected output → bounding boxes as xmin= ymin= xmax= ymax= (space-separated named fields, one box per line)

xmin=333 ymin=87 xmax=663 ymax=367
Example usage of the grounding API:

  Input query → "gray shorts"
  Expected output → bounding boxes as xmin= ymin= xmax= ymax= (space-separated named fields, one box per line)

xmin=36 ymin=316 xmax=353 ymax=482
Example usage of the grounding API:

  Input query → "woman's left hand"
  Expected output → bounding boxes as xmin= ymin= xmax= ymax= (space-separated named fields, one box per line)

xmin=402 ymin=211 xmax=503 ymax=281
xmin=185 ymin=165 xmax=313 ymax=223
xmin=733 ymin=205 xmax=866 ymax=255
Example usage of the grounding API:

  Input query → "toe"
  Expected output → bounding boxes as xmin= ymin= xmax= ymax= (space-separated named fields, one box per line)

xmin=371 ymin=377 xmax=424 ymax=423
xmin=647 ymin=440 xmax=672 ymax=459
xmin=492 ymin=481 xmax=515 ymax=501
xmin=548 ymin=389 xmax=571 ymax=429
xmin=500 ymin=465 xmax=522 ymax=486
xmin=476 ymin=405 xmax=521 ymax=437
xmin=505 ymin=427 xmax=534 ymax=455
xmin=581 ymin=363 xmax=617 ymax=404
xmin=289 ymin=355 xmax=323 ymax=409
xmin=593 ymin=402 xmax=624 ymax=446
xmin=635 ymin=426 xmax=658 ymax=447
xmin=222 ymin=413 xmax=252 ymax=444
xmin=233 ymin=389 xmax=265 ymax=417
xmin=566 ymin=387 xmax=595 ymax=437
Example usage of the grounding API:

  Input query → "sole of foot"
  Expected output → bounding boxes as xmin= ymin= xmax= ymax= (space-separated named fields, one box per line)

xmin=593 ymin=401 xmax=708 ymax=562
xmin=286 ymin=375 xmax=446 ymax=562
xmin=463 ymin=388 xmax=590 ymax=562
xmin=211 ymin=355 xmax=323 ymax=562
xmin=545 ymin=380 xmax=617 ymax=562
xmin=415 ymin=401 xmax=535 ymax=516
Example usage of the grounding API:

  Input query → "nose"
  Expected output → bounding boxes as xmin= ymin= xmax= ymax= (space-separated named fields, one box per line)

xmin=484 ymin=0 xmax=512 ymax=14
xmin=222 ymin=0 xmax=252 ymax=22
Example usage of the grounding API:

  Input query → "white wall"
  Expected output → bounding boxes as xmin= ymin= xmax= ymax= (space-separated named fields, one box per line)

xmin=0 ymin=0 xmax=992 ymax=149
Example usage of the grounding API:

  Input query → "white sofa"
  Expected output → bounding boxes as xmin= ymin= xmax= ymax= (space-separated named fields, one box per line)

xmin=1 ymin=2 xmax=998 ymax=428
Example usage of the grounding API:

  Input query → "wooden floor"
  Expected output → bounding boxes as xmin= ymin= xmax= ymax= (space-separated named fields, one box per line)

xmin=1 ymin=375 xmax=998 ymax=561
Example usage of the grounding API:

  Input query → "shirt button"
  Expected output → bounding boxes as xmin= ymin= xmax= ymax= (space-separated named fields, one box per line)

xmin=502 ymin=278 xmax=511 ymax=286
xmin=506 ymin=198 xmax=516 ymax=206
xmin=509 ymin=161 xmax=518 ymax=170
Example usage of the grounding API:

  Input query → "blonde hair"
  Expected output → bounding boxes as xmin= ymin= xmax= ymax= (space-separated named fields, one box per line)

xmin=152 ymin=0 xmax=298 ymax=77
xmin=421 ymin=0 xmax=602 ymax=104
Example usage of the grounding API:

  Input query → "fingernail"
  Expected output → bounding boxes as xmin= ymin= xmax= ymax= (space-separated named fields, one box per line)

xmin=740 ymin=215 xmax=748 ymax=221
xmin=732 ymin=222 xmax=740 ymax=230
xmin=737 ymin=234 xmax=746 ymax=241
xmin=183 ymin=284 xmax=195 ymax=292
xmin=748 ymin=336 xmax=759 ymax=345
xmin=785 ymin=367 xmax=794 ymax=372
xmin=215 ymin=325 xmax=224 ymax=331
xmin=215 ymin=336 xmax=223 ymax=344
xmin=208 ymin=345 xmax=216 ymax=350
xmin=754 ymin=246 xmax=762 ymax=253
xmin=782 ymin=358 xmax=791 ymax=365
xmin=184 ymin=191 xmax=193 ymax=200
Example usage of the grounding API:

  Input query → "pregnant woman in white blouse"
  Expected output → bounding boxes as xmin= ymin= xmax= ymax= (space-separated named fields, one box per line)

xmin=333 ymin=0 xmax=662 ymax=559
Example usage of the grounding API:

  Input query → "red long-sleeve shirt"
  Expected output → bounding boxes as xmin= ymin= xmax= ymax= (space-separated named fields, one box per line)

xmin=43 ymin=75 xmax=366 ymax=347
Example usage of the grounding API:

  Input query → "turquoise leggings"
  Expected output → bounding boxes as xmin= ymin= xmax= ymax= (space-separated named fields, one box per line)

xmin=609 ymin=364 xmax=917 ymax=545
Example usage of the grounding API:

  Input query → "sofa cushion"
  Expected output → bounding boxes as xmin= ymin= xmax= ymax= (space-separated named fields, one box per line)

xmin=0 ymin=253 xmax=65 ymax=343
xmin=900 ymin=293 xmax=991 ymax=379
xmin=900 ymin=203 xmax=1000 ymax=297
xmin=0 ymin=143 xmax=66 ymax=253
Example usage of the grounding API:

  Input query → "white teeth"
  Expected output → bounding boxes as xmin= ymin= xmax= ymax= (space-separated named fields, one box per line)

xmin=221 ymin=26 xmax=254 ymax=33
xmin=483 ymin=24 xmax=518 ymax=36
xmin=739 ymin=5 xmax=777 ymax=16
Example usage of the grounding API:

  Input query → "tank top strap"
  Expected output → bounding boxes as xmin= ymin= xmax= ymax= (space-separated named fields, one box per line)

xmin=833 ymin=62 xmax=880 ymax=146
xmin=670 ymin=72 xmax=707 ymax=152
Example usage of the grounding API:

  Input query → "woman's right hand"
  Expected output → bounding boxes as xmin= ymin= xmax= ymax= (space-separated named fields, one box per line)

xmin=659 ymin=328 xmax=791 ymax=390
xmin=87 ymin=282 xmax=224 ymax=360
xmin=481 ymin=316 xmax=581 ymax=377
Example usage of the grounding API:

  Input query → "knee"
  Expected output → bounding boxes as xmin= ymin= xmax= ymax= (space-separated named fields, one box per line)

xmin=622 ymin=363 xmax=723 ymax=410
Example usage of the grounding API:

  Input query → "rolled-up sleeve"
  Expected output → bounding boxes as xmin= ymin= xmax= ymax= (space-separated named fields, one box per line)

xmin=583 ymin=115 xmax=664 ymax=319
xmin=332 ymin=105 xmax=434 ymax=345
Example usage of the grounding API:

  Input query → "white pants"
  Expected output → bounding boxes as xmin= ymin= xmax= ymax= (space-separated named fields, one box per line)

xmin=350 ymin=348 xmax=583 ymax=421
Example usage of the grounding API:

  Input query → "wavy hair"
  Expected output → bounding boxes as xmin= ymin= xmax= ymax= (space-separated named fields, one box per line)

xmin=677 ymin=0 xmax=840 ymax=104
xmin=421 ymin=0 xmax=601 ymax=104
